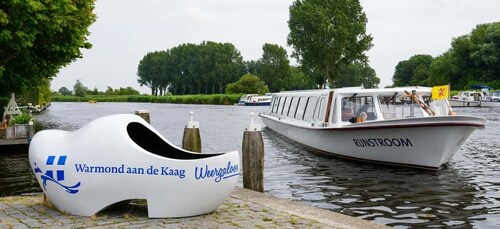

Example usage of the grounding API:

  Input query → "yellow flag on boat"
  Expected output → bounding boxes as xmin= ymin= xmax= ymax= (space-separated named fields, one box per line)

xmin=431 ymin=85 xmax=449 ymax=100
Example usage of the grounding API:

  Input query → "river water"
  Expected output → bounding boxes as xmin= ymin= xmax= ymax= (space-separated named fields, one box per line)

xmin=1 ymin=102 xmax=499 ymax=228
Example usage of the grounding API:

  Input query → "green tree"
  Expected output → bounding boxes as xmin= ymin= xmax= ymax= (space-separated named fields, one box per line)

xmin=104 ymin=86 xmax=114 ymax=95
xmin=0 ymin=0 xmax=96 ymax=97
xmin=116 ymin=87 xmax=140 ymax=95
xmin=257 ymin=43 xmax=292 ymax=92
xmin=289 ymin=66 xmax=315 ymax=90
xmin=73 ymin=80 xmax=87 ymax=97
xmin=85 ymin=87 xmax=99 ymax=95
xmin=288 ymin=0 xmax=373 ymax=86
xmin=137 ymin=51 xmax=167 ymax=95
xmin=335 ymin=63 xmax=379 ymax=88
xmin=20 ymin=78 xmax=51 ymax=105
xmin=138 ymin=41 xmax=245 ymax=95
xmin=244 ymin=60 xmax=259 ymax=75
xmin=225 ymin=74 xmax=269 ymax=94
xmin=428 ymin=22 xmax=500 ymax=90
xmin=392 ymin=55 xmax=434 ymax=87
xmin=58 ymin=86 xmax=72 ymax=96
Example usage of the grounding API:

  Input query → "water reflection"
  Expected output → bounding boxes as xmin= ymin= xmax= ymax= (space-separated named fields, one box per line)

xmin=262 ymin=106 xmax=500 ymax=228
xmin=0 ymin=152 xmax=39 ymax=196
xmin=1 ymin=103 xmax=499 ymax=228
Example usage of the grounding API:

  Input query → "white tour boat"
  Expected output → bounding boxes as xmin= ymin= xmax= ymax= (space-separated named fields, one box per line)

xmin=259 ymin=86 xmax=486 ymax=169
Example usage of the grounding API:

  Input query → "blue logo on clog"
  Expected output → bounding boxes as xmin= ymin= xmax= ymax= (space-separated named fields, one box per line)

xmin=34 ymin=155 xmax=81 ymax=194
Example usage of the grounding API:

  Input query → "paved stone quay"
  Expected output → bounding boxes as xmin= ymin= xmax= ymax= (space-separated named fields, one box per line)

xmin=0 ymin=187 xmax=387 ymax=228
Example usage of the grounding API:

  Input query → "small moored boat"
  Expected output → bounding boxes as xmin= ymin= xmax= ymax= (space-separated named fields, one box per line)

xmin=236 ymin=94 xmax=258 ymax=106
xmin=243 ymin=95 xmax=272 ymax=106
xmin=259 ymin=86 xmax=486 ymax=169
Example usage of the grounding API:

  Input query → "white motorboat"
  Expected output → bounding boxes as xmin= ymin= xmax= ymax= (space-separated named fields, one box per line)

xmin=244 ymin=95 xmax=272 ymax=106
xmin=235 ymin=94 xmax=272 ymax=106
xmin=235 ymin=94 xmax=258 ymax=106
xmin=259 ymin=86 xmax=486 ymax=169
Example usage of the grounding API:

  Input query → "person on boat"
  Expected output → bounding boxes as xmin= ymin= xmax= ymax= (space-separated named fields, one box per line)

xmin=356 ymin=103 xmax=370 ymax=116
xmin=355 ymin=103 xmax=370 ymax=122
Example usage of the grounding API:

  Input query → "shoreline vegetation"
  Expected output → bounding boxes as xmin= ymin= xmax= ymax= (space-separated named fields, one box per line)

xmin=51 ymin=91 xmax=466 ymax=106
xmin=51 ymin=94 xmax=242 ymax=105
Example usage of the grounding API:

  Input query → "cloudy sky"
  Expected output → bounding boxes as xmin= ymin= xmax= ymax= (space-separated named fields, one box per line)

xmin=51 ymin=0 xmax=500 ymax=94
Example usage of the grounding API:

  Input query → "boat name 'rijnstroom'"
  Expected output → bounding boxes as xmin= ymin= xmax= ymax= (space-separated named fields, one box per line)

xmin=353 ymin=138 xmax=413 ymax=147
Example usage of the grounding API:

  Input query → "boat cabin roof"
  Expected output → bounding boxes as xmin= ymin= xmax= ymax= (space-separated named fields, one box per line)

xmin=275 ymin=86 xmax=432 ymax=97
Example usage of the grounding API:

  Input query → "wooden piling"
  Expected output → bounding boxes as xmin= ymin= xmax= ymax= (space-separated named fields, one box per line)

xmin=242 ymin=112 xmax=264 ymax=192
xmin=182 ymin=112 xmax=201 ymax=153
xmin=28 ymin=120 xmax=34 ymax=140
xmin=134 ymin=110 xmax=150 ymax=124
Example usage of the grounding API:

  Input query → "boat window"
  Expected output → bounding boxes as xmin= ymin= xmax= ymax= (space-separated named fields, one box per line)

xmin=276 ymin=97 xmax=285 ymax=114
xmin=314 ymin=97 xmax=326 ymax=121
xmin=271 ymin=96 xmax=279 ymax=113
xmin=288 ymin=97 xmax=299 ymax=117
xmin=341 ymin=96 xmax=377 ymax=122
xmin=378 ymin=95 xmax=425 ymax=119
xmin=303 ymin=96 xmax=318 ymax=122
xmin=295 ymin=96 xmax=308 ymax=120
xmin=281 ymin=97 xmax=291 ymax=115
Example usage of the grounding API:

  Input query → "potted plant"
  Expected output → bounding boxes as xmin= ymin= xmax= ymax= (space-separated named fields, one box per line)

xmin=10 ymin=112 xmax=34 ymax=139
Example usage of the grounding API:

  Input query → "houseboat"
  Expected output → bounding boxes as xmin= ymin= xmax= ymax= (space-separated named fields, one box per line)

xmin=259 ymin=86 xmax=486 ymax=169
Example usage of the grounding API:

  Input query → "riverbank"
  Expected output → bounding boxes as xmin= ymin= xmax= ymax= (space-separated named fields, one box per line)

xmin=51 ymin=94 xmax=242 ymax=105
xmin=0 ymin=187 xmax=385 ymax=228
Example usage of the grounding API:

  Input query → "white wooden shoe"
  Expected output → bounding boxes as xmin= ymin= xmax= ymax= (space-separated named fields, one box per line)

xmin=29 ymin=114 xmax=239 ymax=218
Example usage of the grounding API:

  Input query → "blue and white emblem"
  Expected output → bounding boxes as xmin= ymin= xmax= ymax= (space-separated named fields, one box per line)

xmin=33 ymin=155 xmax=81 ymax=194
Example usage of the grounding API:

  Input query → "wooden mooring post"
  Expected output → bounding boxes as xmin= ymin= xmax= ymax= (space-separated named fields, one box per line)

xmin=242 ymin=112 xmax=264 ymax=192
xmin=182 ymin=112 xmax=201 ymax=153
xmin=134 ymin=110 xmax=150 ymax=124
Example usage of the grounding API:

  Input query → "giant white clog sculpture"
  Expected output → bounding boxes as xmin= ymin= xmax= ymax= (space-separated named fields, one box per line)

xmin=29 ymin=114 xmax=239 ymax=218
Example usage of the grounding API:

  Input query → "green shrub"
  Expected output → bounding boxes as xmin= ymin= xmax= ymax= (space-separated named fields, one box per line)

xmin=10 ymin=112 xmax=33 ymax=124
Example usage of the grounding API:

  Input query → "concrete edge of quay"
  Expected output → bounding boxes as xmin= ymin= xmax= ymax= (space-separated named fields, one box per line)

xmin=232 ymin=187 xmax=388 ymax=229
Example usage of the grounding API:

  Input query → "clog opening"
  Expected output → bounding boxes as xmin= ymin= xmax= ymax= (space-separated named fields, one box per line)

xmin=127 ymin=122 xmax=218 ymax=159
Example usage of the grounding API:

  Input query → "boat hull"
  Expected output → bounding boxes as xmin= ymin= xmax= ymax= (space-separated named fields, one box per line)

xmin=450 ymin=99 xmax=500 ymax=107
xmin=260 ymin=115 xmax=485 ymax=169
xmin=244 ymin=102 xmax=271 ymax=106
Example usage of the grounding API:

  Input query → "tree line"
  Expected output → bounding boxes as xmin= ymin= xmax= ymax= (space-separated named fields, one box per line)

xmin=393 ymin=22 xmax=500 ymax=90
xmin=137 ymin=0 xmax=382 ymax=95
xmin=137 ymin=41 xmax=380 ymax=96
xmin=56 ymin=80 xmax=140 ymax=97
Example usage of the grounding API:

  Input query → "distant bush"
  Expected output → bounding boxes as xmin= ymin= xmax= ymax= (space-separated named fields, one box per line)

xmin=51 ymin=94 xmax=241 ymax=105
